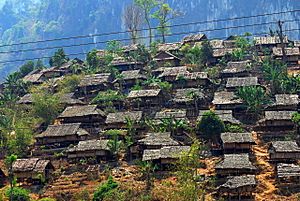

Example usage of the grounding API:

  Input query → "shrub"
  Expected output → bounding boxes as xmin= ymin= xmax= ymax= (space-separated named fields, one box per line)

xmin=91 ymin=90 xmax=124 ymax=105
xmin=197 ymin=111 xmax=225 ymax=142
xmin=5 ymin=187 xmax=30 ymax=201
xmin=38 ymin=198 xmax=56 ymax=201
xmin=93 ymin=176 xmax=118 ymax=201
xmin=225 ymin=124 xmax=244 ymax=133
xmin=57 ymin=74 xmax=81 ymax=93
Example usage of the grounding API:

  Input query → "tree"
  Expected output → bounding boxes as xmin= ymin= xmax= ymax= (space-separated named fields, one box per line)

xmin=123 ymin=4 xmax=143 ymax=44
xmin=174 ymin=140 xmax=206 ymax=201
xmin=35 ymin=59 xmax=45 ymax=70
xmin=86 ymin=49 xmax=100 ymax=72
xmin=5 ymin=187 xmax=30 ymax=201
xmin=261 ymin=58 xmax=287 ymax=94
xmin=181 ymin=42 xmax=213 ymax=67
xmin=49 ymin=48 xmax=69 ymax=67
xmin=19 ymin=61 xmax=35 ymax=77
xmin=107 ymin=130 xmax=123 ymax=157
xmin=137 ymin=161 xmax=157 ymax=192
xmin=5 ymin=154 xmax=17 ymax=201
xmin=93 ymin=176 xmax=118 ymax=201
xmin=57 ymin=74 xmax=81 ymax=93
xmin=134 ymin=0 xmax=158 ymax=44
xmin=236 ymin=86 xmax=270 ymax=113
xmin=152 ymin=2 xmax=181 ymax=43
xmin=31 ymin=91 xmax=63 ymax=125
xmin=197 ymin=111 xmax=225 ymax=143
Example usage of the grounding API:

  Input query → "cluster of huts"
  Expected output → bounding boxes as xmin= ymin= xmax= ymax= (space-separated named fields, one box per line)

xmin=1 ymin=33 xmax=300 ymax=199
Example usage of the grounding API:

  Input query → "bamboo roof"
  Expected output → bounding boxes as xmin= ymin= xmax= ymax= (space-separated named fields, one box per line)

xmin=221 ymin=132 xmax=255 ymax=144
xmin=67 ymin=139 xmax=110 ymax=152
xmin=226 ymin=77 xmax=258 ymax=88
xmin=78 ymin=73 xmax=111 ymax=87
xmin=12 ymin=158 xmax=51 ymax=173
xmin=273 ymin=47 xmax=300 ymax=56
xmin=35 ymin=123 xmax=88 ymax=138
xmin=138 ymin=132 xmax=179 ymax=146
xmin=215 ymin=154 xmax=256 ymax=170
xmin=59 ymin=105 xmax=106 ymax=118
xmin=127 ymin=89 xmax=161 ymax=98
xmin=270 ymin=141 xmax=300 ymax=153
xmin=219 ymin=175 xmax=256 ymax=190
xmin=277 ymin=163 xmax=300 ymax=178
xmin=254 ymin=36 xmax=288 ymax=45
xmin=105 ymin=111 xmax=143 ymax=124
xmin=212 ymin=91 xmax=243 ymax=105
xmin=198 ymin=110 xmax=240 ymax=124
xmin=142 ymin=146 xmax=190 ymax=161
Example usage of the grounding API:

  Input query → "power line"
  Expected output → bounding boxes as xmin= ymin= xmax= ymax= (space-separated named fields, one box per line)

xmin=0 ymin=29 xmax=277 ymax=65
xmin=0 ymin=9 xmax=299 ymax=48
xmin=0 ymin=19 xmax=296 ymax=55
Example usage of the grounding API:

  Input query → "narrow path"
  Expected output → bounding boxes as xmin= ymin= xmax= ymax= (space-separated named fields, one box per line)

xmin=252 ymin=132 xmax=277 ymax=201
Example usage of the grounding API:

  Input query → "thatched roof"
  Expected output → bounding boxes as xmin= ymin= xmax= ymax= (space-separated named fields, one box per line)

xmin=221 ymin=133 xmax=255 ymax=144
xmin=212 ymin=91 xmax=243 ymax=106
xmin=265 ymin=111 xmax=294 ymax=121
xmin=122 ymin=44 xmax=139 ymax=52
xmin=157 ymin=42 xmax=182 ymax=52
xmin=198 ymin=110 xmax=240 ymax=124
xmin=158 ymin=66 xmax=187 ymax=78
xmin=67 ymin=139 xmax=110 ymax=153
xmin=210 ymin=40 xmax=224 ymax=49
xmin=222 ymin=60 xmax=250 ymax=74
xmin=270 ymin=141 xmax=300 ymax=153
xmin=142 ymin=146 xmax=190 ymax=161
xmin=219 ymin=175 xmax=256 ymax=190
xmin=78 ymin=73 xmax=111 ymax=87
xmin=213 ymin=48 xmax=235 ymax=57
xmin=294 ymin=41 xmax=300 ymax=47
xmin=111 ymin=57 xmax=142 ymax=66
xmin=35 ymin=123 xmax=88 ymax=138
xmin=273 ymin=94 xmax=299 ymax=106
xmin=153 ymin=51 xmax=181 ymax=61
xmin=176 ymin=71 xmax=208 ymax=80
xmin=138 ymin=132 xmax=180 ymax=146
xmin=59 ymin=93 xmax=84 ymax=105
xmin=172 ymin=88 xmax=204 ymax=103
xmin=127 ymin=89 xmax=161 ymax=98
xmin=182 ymin=33 xmax=206 ymax=43
xmin=118 ymin=70 xmax=146 ymax=81
xmin=105 ymin=111 xmax=143 ymax=124
xmin=12 ymin=158 xmax=51 ymax=173
xmin=273 ymin=47 xmax=300 ymax=56
xmin=215 ymin=154 xmax=256 ymax=170
xmin=59 ymin=105 xmax=106 ymax=118
xmin=17 ymin=94 xmax=33 ymax=104
xmin=277 ymin=163 xmax=300 ymax=178
xmin=254 ymin=36 xmax=288 ymax=45
xmin=226 ymin=77 xmax=258 ymax=88
xmin=22 ymin=70 xmax=43 ymax=83
xmin=154 ymin=109 xmax=187 ymax=120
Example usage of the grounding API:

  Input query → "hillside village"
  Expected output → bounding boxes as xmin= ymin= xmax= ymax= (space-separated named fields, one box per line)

xmin=0 ymin=32 xmax=300 ymax=201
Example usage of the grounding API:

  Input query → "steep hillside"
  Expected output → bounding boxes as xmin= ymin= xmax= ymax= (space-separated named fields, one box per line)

xmin=0 ymin=0 xmax=299 ymax=79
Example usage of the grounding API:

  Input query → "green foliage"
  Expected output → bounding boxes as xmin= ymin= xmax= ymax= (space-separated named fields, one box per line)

xmin=225 ymin=124 xmax=244 ymax=133
xmin=19 ymin=61 xmax=35 ymax=77
xmin=131 ymin=82 xmax=143 ymax=91
xmin=197 ymin=111 xmax=225 ymax=142
xmin=5 ymin=187 xmax=30 ymax=201
xmin=127 ymin=44 xmax=151 ymax=63
xmin=91 ymin=90 xmax=124 ymax=105
xmin=93 ymin=176 xmax=118 ymax=201
xmin=86 ymin=49 xmax=101 ymax=72
xmin=31 ymin=91 xmax=63 ymax=125
xmin=39 ymin=198 xmax=56 ymax=201
xmin=107 ymin=131 xmax=123 ymax=156
xmin=181 ymin=40 xmax=213 ymax=67
xmin=230 ymin=48 xmax=246 ymax=61
xmin=236 ymin=86 xmax=270 ymax=113
xmin=72 ymin=189 xmax=90 ymax=201
xmin=280 ymin=75 xmax=300 ymax=94
xmin=57 ymin=74 xmax=81 ymax=93
xmin=106 ymin=40 xmax=122 ymax=55
xmin=152 ymin=3 xmax=180 ymax=43
xmin=49 ymin=48 xmax=69 ymax=67
xmin=174 ymin=140 xmax=205 ymax=200
xmin=261 ymin=58 xmax=287 ymax=94
xmin=292 ymin=112 xmax=300 ymax=126
xmin=137 ymin=161 xmax=157 ymax=192
xmin=159 ymin=118 xmax=190 ymax=134
xmin=38 ymin=198 xmax=56 ymax=201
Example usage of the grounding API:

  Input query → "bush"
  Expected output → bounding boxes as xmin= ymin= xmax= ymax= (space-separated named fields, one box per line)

xmin=57 ymin=74 xmax=81 ymax=93
xmin=5 ymin=187 xmax=30 ymax=201
xmin=197 ymin=111 xmax=225 ymax=142
xmin=92 ymin=90 xmax=124 ymax=105
xmin=225 ymin=124 xmax=244 ymax=133
xmin=38 ymin=198 xmax=56 ymax=201
xmin=93 ymin=176 xmax=118 ymax=201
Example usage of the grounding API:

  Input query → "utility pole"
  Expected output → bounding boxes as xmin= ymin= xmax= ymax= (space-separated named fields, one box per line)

xmin=277 ymin=20 xmax=287 ymax=63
